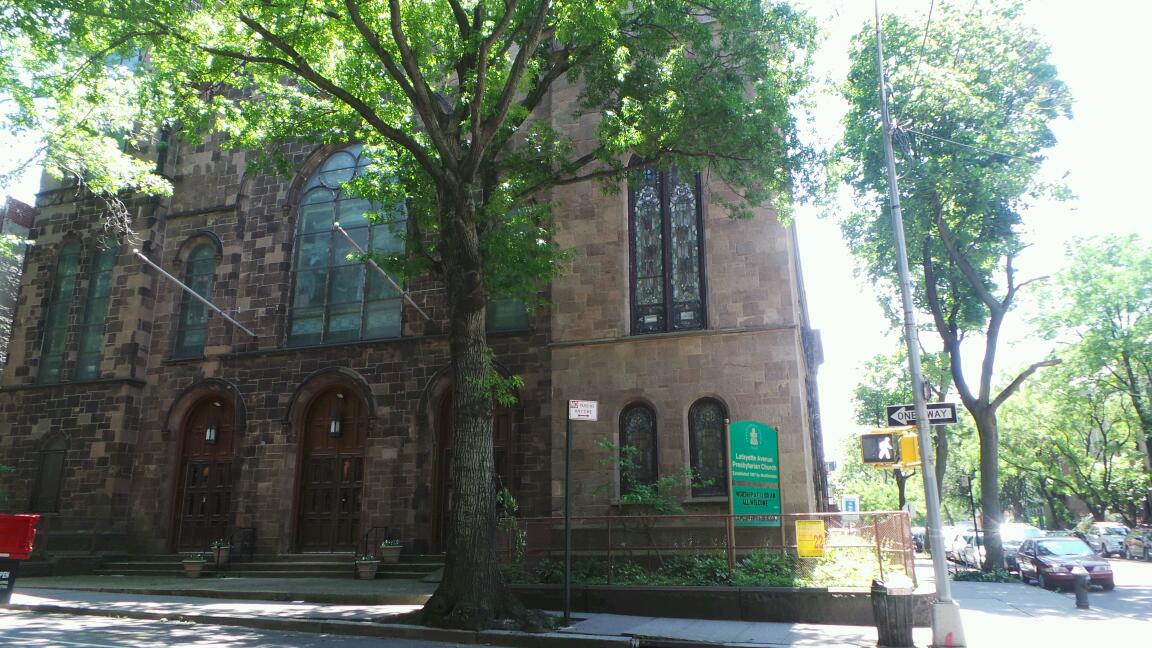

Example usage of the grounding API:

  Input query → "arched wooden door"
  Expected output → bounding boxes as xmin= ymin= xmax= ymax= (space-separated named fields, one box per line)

xmin=175 ymin=399 xmax=236 ymax=551
xmin=295 ymin=389 xmax=367 ymax=552
xmin=432 ymin=394 xmax=515 ymax=552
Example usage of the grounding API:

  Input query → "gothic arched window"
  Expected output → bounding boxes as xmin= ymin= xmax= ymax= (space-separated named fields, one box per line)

xmin=288 ymin=145 xmax=406 ymax=346
xmin=173 ymin=242 xmax=216 ymax=359
xmin=688 ymin=398 xmax=728 ymax=498
xmin=38 ymin=241 xmax=81 ymax=384
xmin=619 ymin=402 xmax=658 ymax=495
xmin=74 ymin=245 xmax=117 ymax=380
xmin=629 ymin=165 xmax=705 ymax=334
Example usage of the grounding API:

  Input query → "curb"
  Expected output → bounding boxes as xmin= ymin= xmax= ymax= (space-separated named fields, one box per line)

xmin=17 ymin=585 xmax=430 ymax=606
xmin=5 ymin=602 xmax=637 ymax=648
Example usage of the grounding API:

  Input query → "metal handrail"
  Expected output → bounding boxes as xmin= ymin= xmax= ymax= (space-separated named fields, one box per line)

xmin=360 ymin=525 xmax=391 ymax=558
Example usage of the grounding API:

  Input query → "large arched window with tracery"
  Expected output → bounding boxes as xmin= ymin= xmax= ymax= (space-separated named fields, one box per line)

xmin=629 ymin=165 xmax=705 ymax=335
xmin=288 ymin=145 xmax=406 ymax=346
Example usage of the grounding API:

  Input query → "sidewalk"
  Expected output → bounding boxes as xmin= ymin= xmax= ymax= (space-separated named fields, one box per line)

xmin=5 ymin=567 xmax=1151 ymax=647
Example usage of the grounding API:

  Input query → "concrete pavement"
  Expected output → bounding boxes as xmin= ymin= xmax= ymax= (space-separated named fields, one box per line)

xmin=5 ymin=566 xmax=1151 ymax=646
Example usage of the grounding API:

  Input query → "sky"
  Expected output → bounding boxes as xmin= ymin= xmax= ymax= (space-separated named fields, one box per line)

xmin=2 ymin=1 xmax=1150 ymax=462
xmin=790 ymin=0 xmax=1152 ymax=461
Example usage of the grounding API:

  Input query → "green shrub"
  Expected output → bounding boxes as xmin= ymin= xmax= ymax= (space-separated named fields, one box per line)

xmin=651 ymin=552 xmax=731 ymax=585
xmin=953 ymin=568 xmax=1014 ymax=582
xmin=732 ymin=550 xmax=797 ymax=586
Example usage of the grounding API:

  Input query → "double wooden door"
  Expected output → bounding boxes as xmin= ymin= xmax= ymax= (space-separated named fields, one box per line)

xmin=296 ymin=390 xmax=366 ymax=552
xmin=175 ymin=400 xmax=235 ymax=551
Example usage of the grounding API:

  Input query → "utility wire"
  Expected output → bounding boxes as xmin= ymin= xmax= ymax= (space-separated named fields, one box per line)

xmin=909 ymin=0 xmax=936 ymax=92
xmin=901 ymin=127 xmax=1044 ymax=164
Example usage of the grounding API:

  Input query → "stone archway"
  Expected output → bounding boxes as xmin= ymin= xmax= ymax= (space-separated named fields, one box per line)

xmin=173 ymin=397 xmax=237 ymax=551
xmin=294 ymin=388 xmax=368 ymax=552
xmin=431 ymin=391 xmax=516 ymax=553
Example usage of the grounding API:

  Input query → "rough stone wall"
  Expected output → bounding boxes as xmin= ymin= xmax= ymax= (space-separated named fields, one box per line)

xmin=0 ymin=136 xmax=553 ymax=554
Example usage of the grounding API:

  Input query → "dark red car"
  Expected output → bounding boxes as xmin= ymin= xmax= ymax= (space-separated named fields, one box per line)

xmin=1017 ymin=536 xmax=1115 ymax=591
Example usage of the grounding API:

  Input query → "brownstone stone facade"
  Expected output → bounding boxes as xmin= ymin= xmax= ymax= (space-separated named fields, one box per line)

xmin=0 ymin=96 xmax=825 ymax=556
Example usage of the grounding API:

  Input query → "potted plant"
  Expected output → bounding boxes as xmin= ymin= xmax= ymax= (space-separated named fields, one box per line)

xmin=181 ymin=553 xmax=208 ymax=578
xmin=210 ymin=539 xmax=231 ymax=565
xmin=354 ymin=554 xmax=381 ymax=579
xmin=378 ymin=538 xmax=403 ymax=563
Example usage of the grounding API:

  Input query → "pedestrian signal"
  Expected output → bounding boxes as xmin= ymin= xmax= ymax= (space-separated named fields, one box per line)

xmin=899 ymin=433 xmax=921 ymax=467
xmin=861 ymin=432 xmax=899 ymax=465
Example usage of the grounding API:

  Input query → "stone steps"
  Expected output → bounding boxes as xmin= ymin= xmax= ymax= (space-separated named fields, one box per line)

xmin=94 ymin=553 xmax=445 ymax=580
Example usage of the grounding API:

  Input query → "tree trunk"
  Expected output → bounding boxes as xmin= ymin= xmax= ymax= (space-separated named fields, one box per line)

xmin=933 ymin=427 xmax=948 ymax=502
xmin=894 ymin=469 xmax=908 ymax=510
xmin=414 ymin=194 xmax=527 ymax=629
xmin=974 ymin=408 xmax=1005 ymax=571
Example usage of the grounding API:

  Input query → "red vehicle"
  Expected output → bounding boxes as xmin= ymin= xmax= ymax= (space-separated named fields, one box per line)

xmin=1017 ymin=536 xmax=1114 ymax=591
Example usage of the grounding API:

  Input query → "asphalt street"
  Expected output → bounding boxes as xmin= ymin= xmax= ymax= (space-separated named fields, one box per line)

xmin=0 ymin=609 xmax=473 ymax=648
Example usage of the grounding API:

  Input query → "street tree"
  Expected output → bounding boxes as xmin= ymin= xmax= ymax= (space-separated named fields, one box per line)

xmin=837 ymin=0 xmax=1072 ymax=570
xmin=0 ymin=0 xmax=816 ymax=628
xmin=1000 ymin=370 xmax=1149 ymax=527
xmin=1038 ymin=235 xmax=1152 ymax=468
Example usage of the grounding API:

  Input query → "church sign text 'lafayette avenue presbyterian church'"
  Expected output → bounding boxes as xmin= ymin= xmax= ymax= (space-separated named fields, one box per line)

xmin=728 ymin=420 xmax=781 ymax=527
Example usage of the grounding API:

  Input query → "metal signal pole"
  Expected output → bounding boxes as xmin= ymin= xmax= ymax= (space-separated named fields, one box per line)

xmin=874 ymin=3 xmax=966 ymax=646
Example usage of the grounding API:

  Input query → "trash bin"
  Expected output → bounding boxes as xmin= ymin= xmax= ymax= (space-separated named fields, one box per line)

xmin=871 ymin=578 xmax=914 ymax=648
xmin=0 ymin=514 xmax=40 ymax=606
xmin=0 ymin=558 xmax=21 ymax=605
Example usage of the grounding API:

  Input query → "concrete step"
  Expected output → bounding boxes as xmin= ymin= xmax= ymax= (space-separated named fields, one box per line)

xmin=95 ymin=552 xmax=445 ymax=579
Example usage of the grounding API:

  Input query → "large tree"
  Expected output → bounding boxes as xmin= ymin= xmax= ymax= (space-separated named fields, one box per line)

xmin=837 ymin=0 xmax=1072 ymax=570
xmin=1036 ymin=235 xmax=1152 ymax=521
xmin=1000 ymin=370 xmax=1149 ymax=528
xmin=0 ymin=0 xmax=816 ymax=628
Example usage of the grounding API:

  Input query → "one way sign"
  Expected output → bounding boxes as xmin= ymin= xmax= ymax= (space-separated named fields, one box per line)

xmin=886 ymin=402 xmax=957 ymax=427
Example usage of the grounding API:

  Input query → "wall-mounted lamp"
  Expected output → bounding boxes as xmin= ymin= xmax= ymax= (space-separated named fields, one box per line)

xmin=329 ymin=393 xmax=345 ymax=438
xmin=205 ymin=400 xmax=223 ymax=444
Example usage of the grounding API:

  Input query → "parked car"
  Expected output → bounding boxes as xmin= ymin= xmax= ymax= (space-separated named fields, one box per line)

xmin=947 ymin=529 xmax=983 ymax=566
xmin=958 ymin=531 xmax=985 ymax=568
xmin=910 ymin=526 xmax=926 ymax=553
xmin=1122 ymin=527 xmax=1152 ymax=560
xmin=1000 ymin=522 xmax=1044 ymax=572
xmin=1083 ymin=522 xmax=1129 ymax=557
xmin=1017 ymin=536 xmax=1114 ymax=591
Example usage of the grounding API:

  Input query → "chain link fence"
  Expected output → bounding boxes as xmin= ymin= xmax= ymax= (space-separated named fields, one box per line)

xmin=498 ymin=511 xmax=914 ymax=589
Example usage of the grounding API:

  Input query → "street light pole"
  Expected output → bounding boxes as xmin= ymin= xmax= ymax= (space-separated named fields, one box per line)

xmin=874 ymin=4 xmax=965 ymax=646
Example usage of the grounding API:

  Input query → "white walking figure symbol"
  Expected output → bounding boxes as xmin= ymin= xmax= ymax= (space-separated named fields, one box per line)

xmin=878 ymin=436 xmax=893 ymax=460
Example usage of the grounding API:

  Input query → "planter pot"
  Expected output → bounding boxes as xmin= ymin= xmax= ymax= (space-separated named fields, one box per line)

xmin=378 ymin=545 xmax=403 ymax=563
xmin=355 ymin=560 xmax=381 ymax=580
xmin=182 ymin=561 xmax=206 ymax=579
xmin=213 ymin=545 xmax=231 ymax=565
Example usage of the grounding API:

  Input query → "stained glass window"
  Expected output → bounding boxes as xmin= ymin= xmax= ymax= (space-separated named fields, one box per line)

xmin=173 ymin=243 xmax=216 ymax=358
xmin=619 ymin=403 xmax=658 ymax=495
xmin=74 ymin=245 xmax=117 ymax=380
xmin=689 ymin=398 xmax=728 ymax=498
xmin=288 ymin=146 xmax=406 ymax=346
xmin=38 ymin=242 xmax=81 ymax=384
xmin=629 ymin=165 xmax=704 ymax=334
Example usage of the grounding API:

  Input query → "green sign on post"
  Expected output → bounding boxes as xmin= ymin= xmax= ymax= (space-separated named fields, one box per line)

xmin=728 ymin=420 xmax=781 ymax=527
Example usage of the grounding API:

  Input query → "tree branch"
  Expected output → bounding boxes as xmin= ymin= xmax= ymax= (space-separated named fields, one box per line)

xmin=933 ymin=204 xmax=1002 ymax=315
xmin=470 ymin=0 xmax=551 ymax=172
xmin=233 ymin=14 xmax=445 ymax=184
xmin=990 ymin=358 xmax=1061 ymax=411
